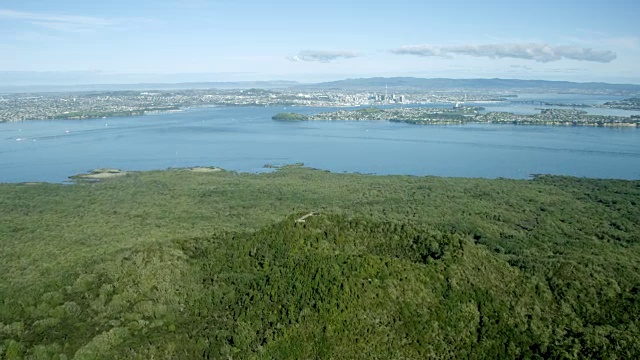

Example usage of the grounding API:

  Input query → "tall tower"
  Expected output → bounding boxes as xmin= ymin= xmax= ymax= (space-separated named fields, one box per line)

xmin=385 ymin=84 xmax=388 ymax=104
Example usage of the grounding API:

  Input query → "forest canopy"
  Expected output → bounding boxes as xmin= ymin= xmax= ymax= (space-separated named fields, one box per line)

xmin=1 ymin=167 xmax=639 ymax=359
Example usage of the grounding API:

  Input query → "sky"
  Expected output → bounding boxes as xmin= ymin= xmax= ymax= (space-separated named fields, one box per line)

xmin=1 ymin=0 xmax=639 ymax=85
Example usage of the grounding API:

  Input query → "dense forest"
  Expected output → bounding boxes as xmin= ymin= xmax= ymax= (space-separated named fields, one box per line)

xmin=1 ymin=166 xmax=639 ymax=358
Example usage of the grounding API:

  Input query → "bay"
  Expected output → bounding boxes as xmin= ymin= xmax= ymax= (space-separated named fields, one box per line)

xmin=1 ymin=99 xmax=639 ymax=182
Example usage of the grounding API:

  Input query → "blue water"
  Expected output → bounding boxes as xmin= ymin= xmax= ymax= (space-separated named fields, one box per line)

xmin=469 ymin=93 xmax=640 ymax=116
xmin=1 ymin=104 xmax=639 ymax=183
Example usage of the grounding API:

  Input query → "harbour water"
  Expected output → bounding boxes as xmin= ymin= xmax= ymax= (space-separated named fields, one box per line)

xmin=1 ymin=95 xmax=639 ymax=182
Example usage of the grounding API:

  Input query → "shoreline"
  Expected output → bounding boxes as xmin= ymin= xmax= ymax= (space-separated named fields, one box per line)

xmin=273 ymin=107 xmax=640 ymax=127
xmin=6 ymin=164 xmax=638 ymax=186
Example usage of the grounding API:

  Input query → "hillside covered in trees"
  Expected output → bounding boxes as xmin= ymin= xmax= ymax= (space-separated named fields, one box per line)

xmin=1 ymin=167 xmax=639 ymax=358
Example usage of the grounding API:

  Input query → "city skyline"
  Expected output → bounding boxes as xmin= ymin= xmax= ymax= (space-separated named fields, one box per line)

xmin=1 ymin=0 xmax=639 ymax=84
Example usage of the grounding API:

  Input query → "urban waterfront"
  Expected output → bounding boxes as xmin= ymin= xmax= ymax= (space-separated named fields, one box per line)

xmin=1 ymin=102 xmax=639 ymax=183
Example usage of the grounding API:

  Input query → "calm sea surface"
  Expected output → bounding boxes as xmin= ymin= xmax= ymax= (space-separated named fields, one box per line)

xmin=1 ymin=94 xmax=639 ymax=182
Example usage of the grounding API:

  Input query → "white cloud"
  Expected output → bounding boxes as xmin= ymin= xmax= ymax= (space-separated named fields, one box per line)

xmin=0 ymin=8 xmax=112 ymax=31
xmin=288 ymin=50 xmax=361 ymax=63
xmin=390 ymin=43 xmax=617 ymax=63
xmin=0 ymin=8 xmax=155 ymax=33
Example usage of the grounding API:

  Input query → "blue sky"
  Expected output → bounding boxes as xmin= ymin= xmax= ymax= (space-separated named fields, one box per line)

xmin=1 ymin=0 xmax=639 ymax=84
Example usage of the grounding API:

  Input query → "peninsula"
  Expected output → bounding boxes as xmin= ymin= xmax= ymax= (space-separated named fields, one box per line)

xmin=273 ymin=107 xmax=640 ymax=127
xmin=602 ymin=97 xmax=640 ymax=110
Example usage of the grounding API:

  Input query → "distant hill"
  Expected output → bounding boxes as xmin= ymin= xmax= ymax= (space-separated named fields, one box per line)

xmin=301 ymin=77 xmax=640 ymax=93
xmin=0 ymin=81 xmax=300 ymax=94
xmin=3 ymin=77 xmax=640 ymax=95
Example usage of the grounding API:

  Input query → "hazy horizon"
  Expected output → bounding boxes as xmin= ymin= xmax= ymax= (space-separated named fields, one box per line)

xmin=2 ymin=72 xmax=640 ymax=89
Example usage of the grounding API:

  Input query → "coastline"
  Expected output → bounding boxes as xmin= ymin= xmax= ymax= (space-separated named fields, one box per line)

xmin=273 ymin=107 xmax=640 ymax=128
xmin=8 ymin=164 xmax=637 ymax=186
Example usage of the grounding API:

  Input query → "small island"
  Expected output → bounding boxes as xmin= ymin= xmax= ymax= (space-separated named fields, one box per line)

xmin=272 ymin=112 xmax=309 ymax=121
xmin=273 ymin=106 xmax=640 ymax=127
